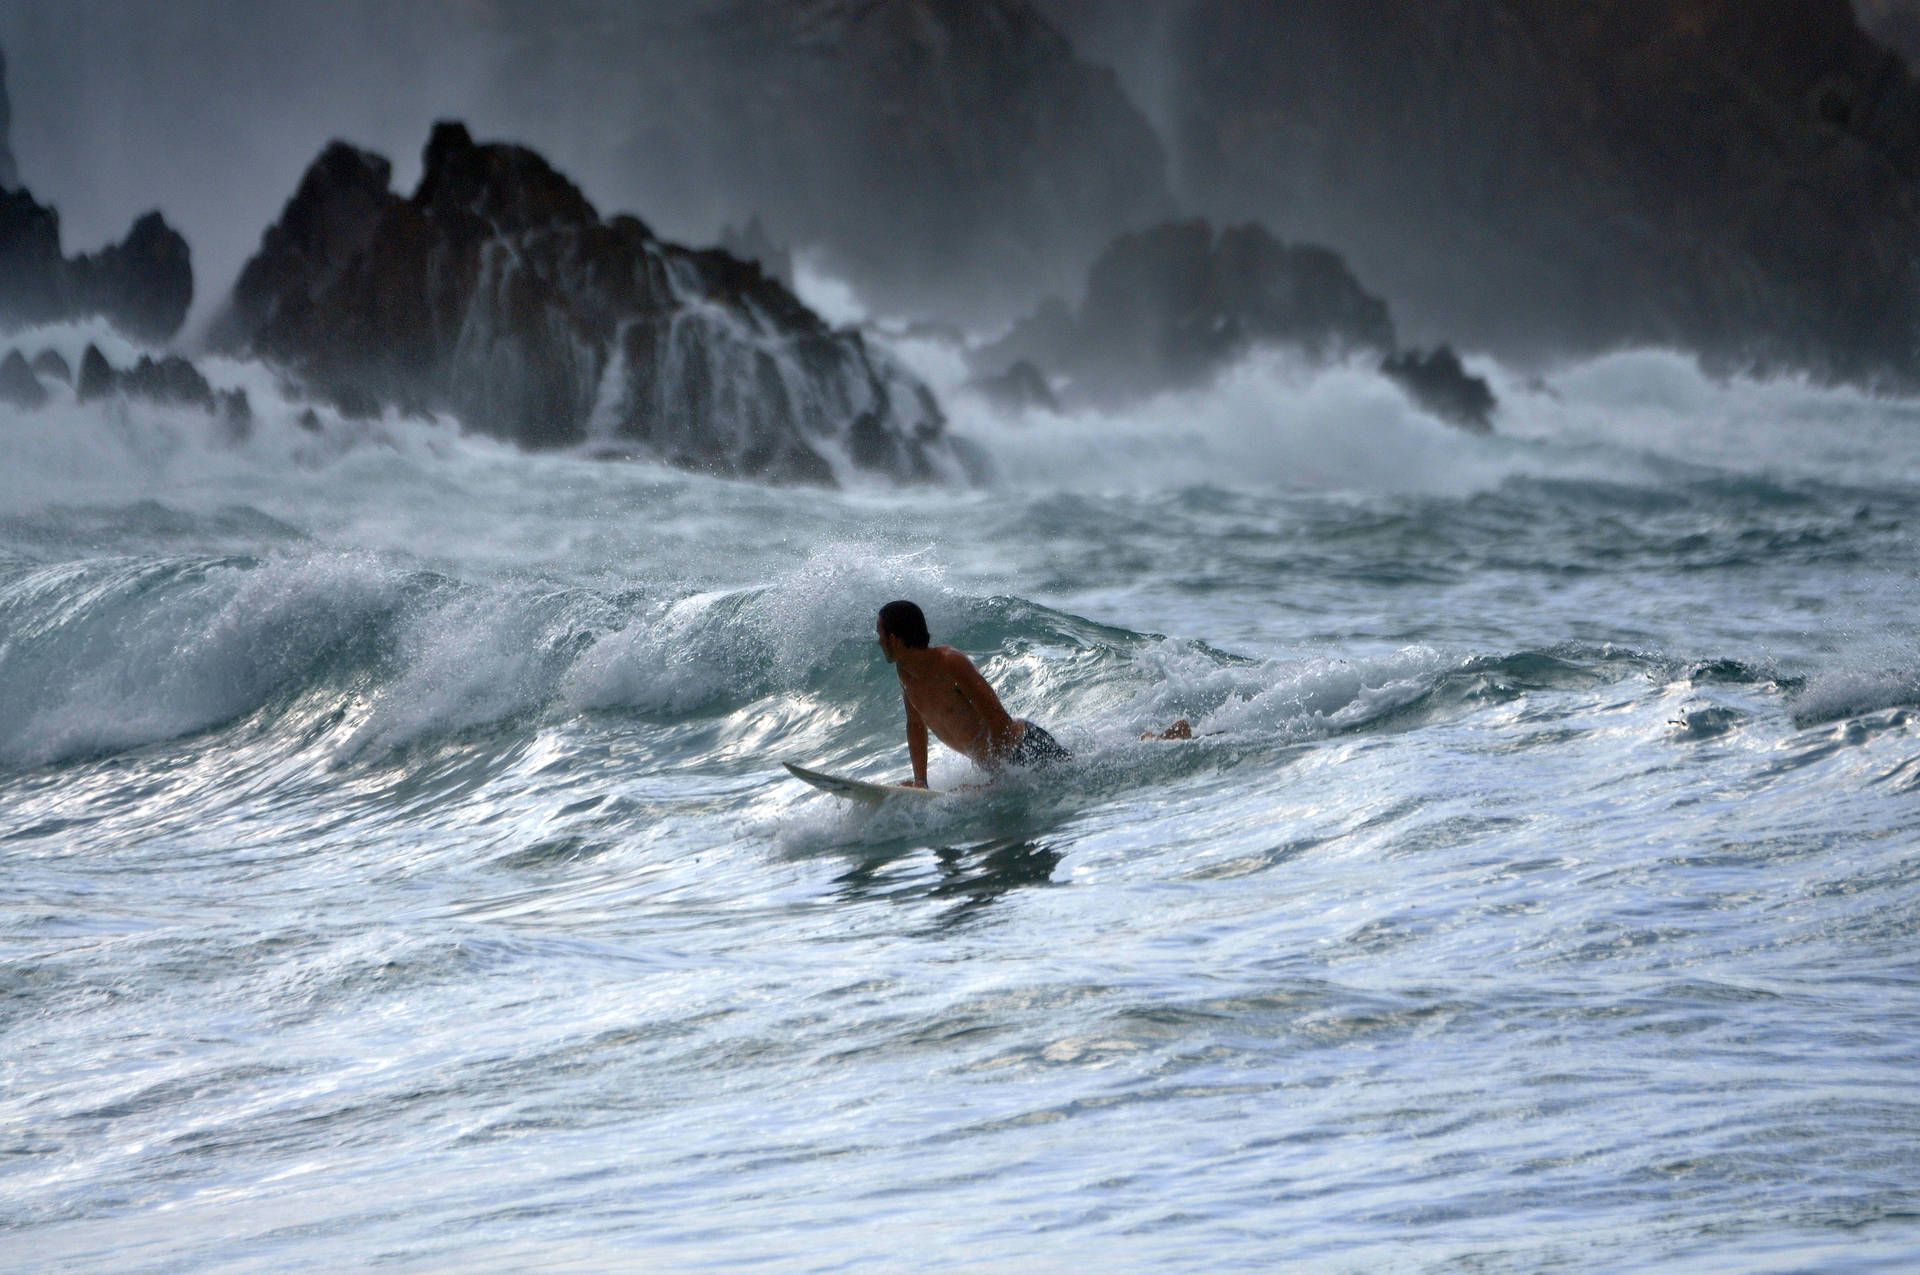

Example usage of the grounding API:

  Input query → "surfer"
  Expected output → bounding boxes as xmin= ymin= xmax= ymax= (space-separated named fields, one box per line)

xmin=876 ymin=599 xmax=1192 ymax=786
xmin=876 ymin=600 xmax=1072 ymax=787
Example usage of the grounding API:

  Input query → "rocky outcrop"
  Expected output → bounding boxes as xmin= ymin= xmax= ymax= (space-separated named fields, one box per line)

xmin=0 ymin=47 xmax=191 ymax=343
xmin=70 ymin=341 xmax=250 ymax=431
xmin=970 ymin=359 xmax=1059 ymax=413
xmin=74 ymin=344 xmax=112 ymax=401
xmin=1151 ymin=0 xmax=1920 ymax=385
xmin=977 ymin=219 xmax=1498 ymax=428
xmin=1 ymin=338 xmax=248 ymax=432
xmin=978 ymin=220 xmax=1396 ymax=406
xmin=213 ymin=122 xmax=958 ymax=484
xmin=0 ymin=347 xmax=44 ymax=408
xmin=486 ymin=0 xmax=1174 ymax=324
xmin=0 ymin=189 xmax=192 ymax=343
xmin=66 ymin=212 xmax=196 ymax=346
xmin=1381 ymin=347 xmax=1496 ymax=434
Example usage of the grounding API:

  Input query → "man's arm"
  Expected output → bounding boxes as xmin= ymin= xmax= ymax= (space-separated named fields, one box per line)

xmin=904 ymin=692 xmax=930 ymax=787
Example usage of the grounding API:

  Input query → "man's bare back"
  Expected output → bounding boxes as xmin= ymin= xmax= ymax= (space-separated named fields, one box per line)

xmin=872 ymin=600 xmax=1190 ymax=787
xmin=876 ymin=600 xmax=1063 ymax=787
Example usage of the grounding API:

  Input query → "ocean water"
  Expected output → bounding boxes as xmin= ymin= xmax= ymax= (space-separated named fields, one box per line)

xmin=4 ymin=319 xmax=1920 ymax=1272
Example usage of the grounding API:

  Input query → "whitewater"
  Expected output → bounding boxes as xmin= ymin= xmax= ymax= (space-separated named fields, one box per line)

xmin=4 ymin=313 xmax=1919 ymax=1272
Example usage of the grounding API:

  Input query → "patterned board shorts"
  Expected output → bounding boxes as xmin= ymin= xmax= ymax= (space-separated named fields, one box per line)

xmin=1005 ymin=719 xmax=1071 ymax=768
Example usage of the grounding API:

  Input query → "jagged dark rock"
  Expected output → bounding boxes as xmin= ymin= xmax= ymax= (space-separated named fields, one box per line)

xmin=0 ymin=44 xmax=191 ymax=343
xmin=66 ymin=213 xmax=194 ymax=345
xmin=118 ymin=354 xmax=217 ymax=412
xmin=970 ymin=360 xmax=1059 ymax=413
xmin=0 ymin=347 xmax=46 ymax=408
xmin=1381 ymin=347 xmax=1496 ymax=434
xmin=215 ymin=121 xmax=958 ymax=484
xmin=68 ymin=340 xmax=251 ymax=438
xmin=978 ymin=220 xmax=1398 ymax=406
xmin=978 ymin=218 xmax=1498 ymax=429
xmin=0 ymin=188 xmax=192 ymax=342
xmin=76 ymin=344 xmax=113 ymax=401
xmin=31 ymin=348 xmax=69 ymax=383
xmin=0 ymin=187 xmax=64 ymax=323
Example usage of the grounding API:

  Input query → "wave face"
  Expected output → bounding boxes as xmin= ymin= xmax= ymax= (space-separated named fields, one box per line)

xmin=5 ymin=319 xmax=1920 ymax=1272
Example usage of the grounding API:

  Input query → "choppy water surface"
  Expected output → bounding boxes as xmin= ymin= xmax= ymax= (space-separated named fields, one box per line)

xmin=4 ymin=329 xmax=1920 ymax=1271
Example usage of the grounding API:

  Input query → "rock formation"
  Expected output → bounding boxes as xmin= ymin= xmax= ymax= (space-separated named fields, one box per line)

xmin=1143 ymin=0 xmax=1920 ymax=385
xmin=0 ymin=338 xmax=248 ymax=434
xmin=979 ymin=220 xmax=1392 ymax=405
xmin=1380 ymin=347 xmax=1495 ymax=435
xmin=485 ymin=0 xmax=1174 ymax=323
xmin=0 ymin=45 xmax=192 ymax=343
xmin=73 ymin=341 xmax=249 ymax=425
xmin=977 ymin=219 xmax=1497 ymax=429
xmin=0 ymin=347 xmax=45 ymax=408
xmin=213 ymin=122 xmax=960 ymax=484
xmin=969 ymin=360 xmax=1059 ymax=414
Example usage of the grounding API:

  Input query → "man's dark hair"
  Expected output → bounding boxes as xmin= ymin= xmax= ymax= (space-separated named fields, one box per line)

xmin=878 ymin=600 xmax=930 ymax=648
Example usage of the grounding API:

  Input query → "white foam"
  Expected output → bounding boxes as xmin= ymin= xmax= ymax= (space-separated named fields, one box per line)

xmin=0 ymin=319 xmax=478 ymax=515
xmin=897 ymin=346 xmax=1513 ymax=496
xmin=1121 ymin=640 xmax=1455 ymax=740
xmin=876 ymin=331 xmax=1920 ymax=497
xmin=561 ymin=548 xmax=959 ymax=714
xmin=0 ymin=551 xmax=407 ymax=768
xmin=1484 ymin=348 xmax=1920 ymax=488
xmin=335 ymin=590 xmax=591 ymax=760
xmin=791 ymin=248 xmax=871 ymax=329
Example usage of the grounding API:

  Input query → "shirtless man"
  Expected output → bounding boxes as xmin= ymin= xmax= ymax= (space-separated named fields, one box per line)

xmin=876 ymin=600 xmax=1070 ymax=787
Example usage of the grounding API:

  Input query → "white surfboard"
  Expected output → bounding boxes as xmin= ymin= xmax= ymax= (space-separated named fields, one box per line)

xmin=784 ymin=761 xmax=941 ymax=802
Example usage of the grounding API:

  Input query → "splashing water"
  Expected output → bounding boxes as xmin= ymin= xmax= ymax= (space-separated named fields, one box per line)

xmin=4 ymin=313 xmax=1920 ymax=1272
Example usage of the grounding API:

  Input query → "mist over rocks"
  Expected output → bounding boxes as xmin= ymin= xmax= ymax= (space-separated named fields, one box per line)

xmin=213 ymin=121 xmax=960 ymax=485
xmin=485 ymin=0 xmax=1174 ymax=326
xmin=718 ymin=215 xmax=793 ymax=290
xmin=1117 ymin=0 xmax=1920 ymax=387
xmin=969 ymin=359 xmax=1059 ymax=414
xmin=1857 ymin=0 xmax=1920 ymax=68
xmin=975 ymin=219 xmax=1497 ymax=430
xmin=0 ymin=45 xmax=16 ymax=190
xmin=0 ymin=335 xmax=250 ymax=435
xmin=1380 ymin=347 xmax=1495 ymax=435
xmin=980 ymin=220 xmax=1391 ymax=405
xmin=0 ymin=346 xmax=44 ymax=408
xmin=29 ymin=347 xmax=68 ymax=383
xmin=70 ymin=341 xmax=250 ymax=433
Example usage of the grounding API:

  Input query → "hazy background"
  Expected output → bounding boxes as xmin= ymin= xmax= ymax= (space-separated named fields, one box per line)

xmin=6 ymin=0 xmax=1920 ymax=370
xmin=0 ymin=0 xmax=1167 ymax=332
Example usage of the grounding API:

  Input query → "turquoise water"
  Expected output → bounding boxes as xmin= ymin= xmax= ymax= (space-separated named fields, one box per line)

xmin=4 ymin=326 xmax=1919 ymax=1271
